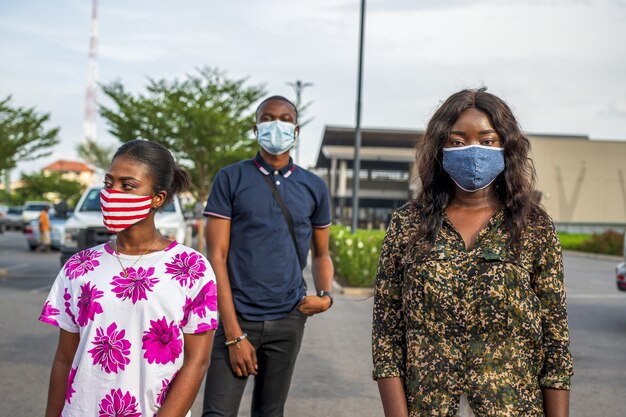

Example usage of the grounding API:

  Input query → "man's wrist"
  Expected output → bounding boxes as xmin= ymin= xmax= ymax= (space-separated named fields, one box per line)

xmin=317 ymin=290 xmax=333 ymax=308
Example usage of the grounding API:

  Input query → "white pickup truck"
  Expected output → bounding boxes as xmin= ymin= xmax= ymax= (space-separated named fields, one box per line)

xmin=61 ymin=186 xmax=189 ymax=265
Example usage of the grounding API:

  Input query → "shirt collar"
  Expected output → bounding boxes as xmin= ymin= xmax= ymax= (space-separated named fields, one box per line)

xmin=253 ymin=152 xmax=296 ymax=178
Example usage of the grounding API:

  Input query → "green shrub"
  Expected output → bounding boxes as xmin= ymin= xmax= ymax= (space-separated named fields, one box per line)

xmin=329 ymin=225 xmax=385 ymax=288
xmin=576 ymin=230 xmax=624 ymax=256
xmin=557 ymin=233 xmax=590 ymax=250
xmin=558 ymin=231 xmax=624 ymax=256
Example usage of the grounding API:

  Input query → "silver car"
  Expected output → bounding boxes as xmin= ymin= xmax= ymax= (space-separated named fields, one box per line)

xmin=25 ymin=215 xmax=66 ymax=251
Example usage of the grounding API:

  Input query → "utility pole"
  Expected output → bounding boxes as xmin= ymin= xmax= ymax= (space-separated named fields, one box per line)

xmin=351 ymin=0 xmax=366 ymax=233
xmin=286 ymin=80 xmax=313 ymax=165
xmin=84 ymin=0 xmax=98 ymax=143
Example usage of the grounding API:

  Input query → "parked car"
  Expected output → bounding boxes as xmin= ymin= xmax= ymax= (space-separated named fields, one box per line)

xmin=61 ymin=186 xmax=189 ymax=265
xmin=25 ymin=214 xmax=67 ymax=251
xmin=5 ymin=206 xmax=24 ymax=230
xmin=0 ymin=204 xmax=7 ymax=233
xmin=615 ymin=233 xmax=626 ymax=292
xmin=21 ymin=201 xmax=54 ymax=229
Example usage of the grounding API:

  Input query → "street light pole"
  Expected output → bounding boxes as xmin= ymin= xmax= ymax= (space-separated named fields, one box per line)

xmin=351 ymin=0 xmax=366 ymax=233
xmin=287 ymin=80 xmax=313 ymax=165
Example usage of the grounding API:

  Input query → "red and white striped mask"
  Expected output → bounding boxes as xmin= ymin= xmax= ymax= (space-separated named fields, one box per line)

xmin=100 ymin=188 xmax=154 ymax=233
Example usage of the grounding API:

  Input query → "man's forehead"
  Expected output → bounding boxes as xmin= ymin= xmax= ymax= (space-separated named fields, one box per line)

xmin=257 ymin=99 xmax=297 ymax=116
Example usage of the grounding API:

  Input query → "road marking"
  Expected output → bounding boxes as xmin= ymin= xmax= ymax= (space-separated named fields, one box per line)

xmin=568 ymin=293 xmax=626 ymax=299
xmin=1 ymin=263 xmax=30 ymax=271
xmin=30 ymin=284 xmax=53 ymax=293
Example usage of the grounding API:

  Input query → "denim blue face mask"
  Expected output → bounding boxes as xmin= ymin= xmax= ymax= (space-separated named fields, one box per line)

xmin=256 ymin=120 xmax=298 ymax=155
xmin=442 ymin=145 xmax=505 ymax=192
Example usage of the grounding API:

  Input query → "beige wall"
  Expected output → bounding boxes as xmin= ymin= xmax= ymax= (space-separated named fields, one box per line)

xmin=530 ymin=136 xmax=626 ymax=225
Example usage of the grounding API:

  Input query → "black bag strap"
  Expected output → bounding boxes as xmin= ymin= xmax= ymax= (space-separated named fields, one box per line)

xmin=260 ymin=174 xmax=307 ymax=286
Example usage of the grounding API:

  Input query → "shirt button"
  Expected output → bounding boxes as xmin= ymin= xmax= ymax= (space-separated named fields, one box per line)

xmin=276 ymin=180 xmax=281 ymax=185
xmin=273 ymin=170 xmax=279 ymax=175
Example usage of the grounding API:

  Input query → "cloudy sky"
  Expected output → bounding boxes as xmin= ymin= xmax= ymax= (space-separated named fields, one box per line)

xmin=1 ymin=0 xmax=625 ymax=181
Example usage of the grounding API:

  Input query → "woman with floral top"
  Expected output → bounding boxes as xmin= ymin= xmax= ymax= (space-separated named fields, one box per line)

xmin=372 ymin=88 xmax=573 ymax=417
xmin=40 ymin=140 xmax=218 ymax=417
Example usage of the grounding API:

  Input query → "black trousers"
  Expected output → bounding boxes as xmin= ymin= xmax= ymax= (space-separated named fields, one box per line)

xmin=201 ymin=309 xmax=307 ymax=417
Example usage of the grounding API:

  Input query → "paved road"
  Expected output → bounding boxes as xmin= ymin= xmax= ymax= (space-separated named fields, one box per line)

xmin=0 ymin=230 xmax=624 ymax=416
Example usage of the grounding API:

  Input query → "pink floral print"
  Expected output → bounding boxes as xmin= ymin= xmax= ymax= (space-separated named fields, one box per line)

xmin=66 ymin=367 xmax=77 ymax=404
xmin=77 ymin=282 xmax=104 ymax=327
xmin=190 ymin=280 xmax=217 ymax=318
xmin=180 ymin=296 xmax=193 ymax=327
xmin=98 ymin=388 xmax=141 ymax=417
xmin=155 ymin=371 xmax=178 ymax=406
xmin=63 ymin=288 xmax=77 ymax=325
xmin=39 ymin=300 xmax=60 ymax=326
xmin=88 ymin=323 xmax=132 ymax=374
xmin=142 ymin=316 xmax=182 ymax=364
xmin=165 ymin=251 xmax=207 ymax=288
xmin=111 ymin=266 xmax=159 ymax=304
xmin=64 ymin=249 xmax=102 ymax=280
xmin=195 ymin=318 xmax=218 ymax=334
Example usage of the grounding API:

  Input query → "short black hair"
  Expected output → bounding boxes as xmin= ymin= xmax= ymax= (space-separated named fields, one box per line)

xmin=255 ymin=95 xmax=298 ymax=122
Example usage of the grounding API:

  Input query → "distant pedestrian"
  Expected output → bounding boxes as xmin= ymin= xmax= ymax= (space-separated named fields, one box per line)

xmin=55 ymin=199 xmax=68 ymax=219
xmin=372 ymin=88 xmax=573 ymax=417
xmin=202 ymin=95 xmax=334 ymax=417
xmin=39 ymin=140 xmax=217 ymax=416
xmin=38 ymin=206 xmax=51 ymax=252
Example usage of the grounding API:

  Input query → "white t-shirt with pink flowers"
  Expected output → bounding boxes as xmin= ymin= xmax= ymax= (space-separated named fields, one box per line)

xmin=40 ymin=241 xmax=218 ymax=417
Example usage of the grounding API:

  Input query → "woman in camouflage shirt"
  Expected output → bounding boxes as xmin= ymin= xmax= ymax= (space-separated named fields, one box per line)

xmin=372 ymin=89 xmax=573 ymax=417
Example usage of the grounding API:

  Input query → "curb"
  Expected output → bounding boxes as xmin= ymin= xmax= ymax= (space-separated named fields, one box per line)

xmin=333 ymin=279 xmax=374 ymax=297
xmin=563 ymin=250 xmax=623 ymax=262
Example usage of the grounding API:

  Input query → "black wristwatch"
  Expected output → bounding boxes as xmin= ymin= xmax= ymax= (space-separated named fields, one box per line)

xmin=317 ymin=290 xmax=334 ymax=308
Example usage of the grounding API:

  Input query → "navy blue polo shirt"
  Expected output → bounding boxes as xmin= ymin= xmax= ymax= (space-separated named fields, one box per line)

xmin=203 ymin=152 xmax=331 ymax=321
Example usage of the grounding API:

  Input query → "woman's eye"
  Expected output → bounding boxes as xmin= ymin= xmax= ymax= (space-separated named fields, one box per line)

xmin=482 ymin=139 xmax=495 ymax=146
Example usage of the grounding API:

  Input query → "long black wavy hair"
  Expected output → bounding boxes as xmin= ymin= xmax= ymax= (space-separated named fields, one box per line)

xmin=411 ymin=87 xmax=546 ymax=253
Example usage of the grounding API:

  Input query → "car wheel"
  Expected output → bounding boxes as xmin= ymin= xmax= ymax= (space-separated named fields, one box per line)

xmin=617 ymin=282 xmax=626 ymax=292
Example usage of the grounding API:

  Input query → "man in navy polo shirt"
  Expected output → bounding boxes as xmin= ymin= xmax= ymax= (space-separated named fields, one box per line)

xmin=201 ymin=95 xmax=334 ymax=417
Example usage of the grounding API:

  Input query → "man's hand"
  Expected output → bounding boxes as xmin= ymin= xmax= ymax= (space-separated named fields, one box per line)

xmin=298 ymin=295 xmax=331 ymax=316
xmin=227 ymin=338 xmax=258 ymax=378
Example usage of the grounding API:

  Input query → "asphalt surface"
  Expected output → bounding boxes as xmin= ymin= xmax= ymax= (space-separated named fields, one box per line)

xmin=0 ymin=230 xmax=625 ymax=416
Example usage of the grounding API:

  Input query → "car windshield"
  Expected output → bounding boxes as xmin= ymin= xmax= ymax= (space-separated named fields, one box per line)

xmin=8 ymin=208 xmax=23 ymax=214
xmin=80 ymin=188 xmax=175 ymax=212
xmin=25 ymin=204 xmax=50 ymax=211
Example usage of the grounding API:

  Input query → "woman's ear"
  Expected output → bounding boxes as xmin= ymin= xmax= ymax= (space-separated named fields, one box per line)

xmin=152 ymin=191 xmax=168 ymax=210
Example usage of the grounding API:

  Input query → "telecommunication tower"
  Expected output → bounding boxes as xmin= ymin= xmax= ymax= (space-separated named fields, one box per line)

xmin=84 ymin=0 xmax=98 ymax=142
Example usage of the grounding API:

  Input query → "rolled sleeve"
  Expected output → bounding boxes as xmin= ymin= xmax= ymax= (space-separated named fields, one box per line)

xmin=372 ymin=210 xmax=406 ymax=380
xmin=532 ymin=217 xmax=574 ymax=390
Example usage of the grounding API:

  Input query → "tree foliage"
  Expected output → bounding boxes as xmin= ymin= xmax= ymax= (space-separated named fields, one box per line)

xmin=100 ymin=67 xmax=266 ymax=202
xmin=14 ymin=172 xmax=84 ymax=206
xmin=0 ymin=96 xmax=60 ymax=172
xmin=77 ymin=139 xmax=115 ymax=170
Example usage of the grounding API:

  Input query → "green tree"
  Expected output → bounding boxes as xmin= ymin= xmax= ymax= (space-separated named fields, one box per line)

xmin=100 ymin=67 xmax=266 ymax=202
xmin=77 ymin=139 xmax=115 ymax=170
xmin=0 ymin=96 xmax=60 ymax=172
xmin=14 ymin=172 xmax=84 ymax=206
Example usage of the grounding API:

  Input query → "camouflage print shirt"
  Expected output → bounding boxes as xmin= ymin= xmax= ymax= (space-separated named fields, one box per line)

xmin=372 ymin=204 xmax=573 ymax=416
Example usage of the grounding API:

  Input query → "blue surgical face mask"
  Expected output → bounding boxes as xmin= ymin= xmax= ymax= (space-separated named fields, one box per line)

xmin=442 ymin=145 xmax=505 ymax=192
xmin=256 ymin=120 xmax=298 ymax=156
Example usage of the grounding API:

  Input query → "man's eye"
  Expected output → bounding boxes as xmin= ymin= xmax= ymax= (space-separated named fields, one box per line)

xmin=482 ymin=139 xmax=495 ymax=146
